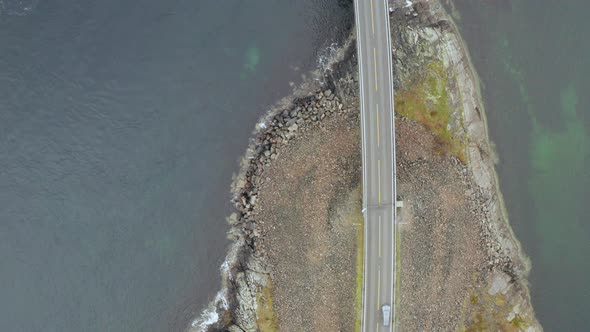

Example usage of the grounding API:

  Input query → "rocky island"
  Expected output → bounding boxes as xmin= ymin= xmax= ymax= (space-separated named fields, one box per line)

xmin=192 ymin=0 xmax=542 ymax=331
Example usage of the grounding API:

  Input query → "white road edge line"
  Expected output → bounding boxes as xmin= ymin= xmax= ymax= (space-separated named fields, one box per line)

xmin=353 ymin=0 xmax=369 ymax=330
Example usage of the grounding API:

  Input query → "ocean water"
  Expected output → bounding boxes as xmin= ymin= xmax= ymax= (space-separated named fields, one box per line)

xmin=453 ymin=0 xmax=590 ymax=329
xmin=0 ymin=0 xmax=352 ymax=331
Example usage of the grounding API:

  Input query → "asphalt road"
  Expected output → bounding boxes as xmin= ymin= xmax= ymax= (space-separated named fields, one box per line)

xmin=353 ymin=0 xmax=397 ymax=331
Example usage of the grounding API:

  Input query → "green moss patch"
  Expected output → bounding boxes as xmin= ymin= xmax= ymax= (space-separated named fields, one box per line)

xmin=256 ymin=283 xmax=279 ymax=332
xmin=459 ymin=289 xmax=531 ymax=332
xmin=395 ymin=61 xmax=466 ymax=161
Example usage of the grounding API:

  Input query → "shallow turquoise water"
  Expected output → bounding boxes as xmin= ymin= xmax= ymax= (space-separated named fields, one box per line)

xmin=454 ymin=0 xmax=590 ymax=329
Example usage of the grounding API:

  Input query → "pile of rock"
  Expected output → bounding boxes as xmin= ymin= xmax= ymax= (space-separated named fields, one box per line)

xmin=451 ymin=155 xmax=517 ymax=278
xmin=228 ymin=89 xmax=349 ymax=248
xmin=437 ymin=147 xmax=518 ymax=278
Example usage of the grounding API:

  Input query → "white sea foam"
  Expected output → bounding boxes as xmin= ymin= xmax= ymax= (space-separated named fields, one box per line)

xmin=317 ymin=41 xmax=341 ymax=73
xmin=189 ymin=278 xmax=230 ymax=331
xmin=189 ymin=241 xmax=241 ymax=331
xmin=257 ymin=121 xmax=267 ymax=130
xmin=191 ymin=307 xmax=218 ymax=330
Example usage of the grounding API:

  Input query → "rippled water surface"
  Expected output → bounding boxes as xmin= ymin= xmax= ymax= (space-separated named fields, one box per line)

xmin=453 ymin=0 xmax=590 ymax=329
xmin=0 ymin=1 xmax=352 ymax=331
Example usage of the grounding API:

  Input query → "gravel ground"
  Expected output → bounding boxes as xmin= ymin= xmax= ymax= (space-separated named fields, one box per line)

xmin=253 ymin=111 xmax=362 ymax=331
xmin=396 ymin=116 xmax=487 ymax=331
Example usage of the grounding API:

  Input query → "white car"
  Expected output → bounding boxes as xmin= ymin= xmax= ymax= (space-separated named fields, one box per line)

xmin=382 ymin=304 xmax=391 ymax=326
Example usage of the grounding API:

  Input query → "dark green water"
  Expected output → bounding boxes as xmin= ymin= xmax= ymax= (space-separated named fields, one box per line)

xmin=0 ymin=1 xmax=352 ymax=331
xmin=453 ymin=0 xmax=590 ymax=329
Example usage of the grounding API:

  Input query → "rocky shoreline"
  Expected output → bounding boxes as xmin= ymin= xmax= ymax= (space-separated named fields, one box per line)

xmin=189 ymin=36 xmax=360 ymax=332
xmin=391 ymin=0 xmax=541 ymax=329
xmin=191 ymin=0 xmax=542 ymax=331
xmin=393 ymin=0 xmax=520 ymax=275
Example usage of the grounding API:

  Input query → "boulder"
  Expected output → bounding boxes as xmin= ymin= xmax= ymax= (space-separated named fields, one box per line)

xmin=285 ymin=118 xmax=297 ymax=127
